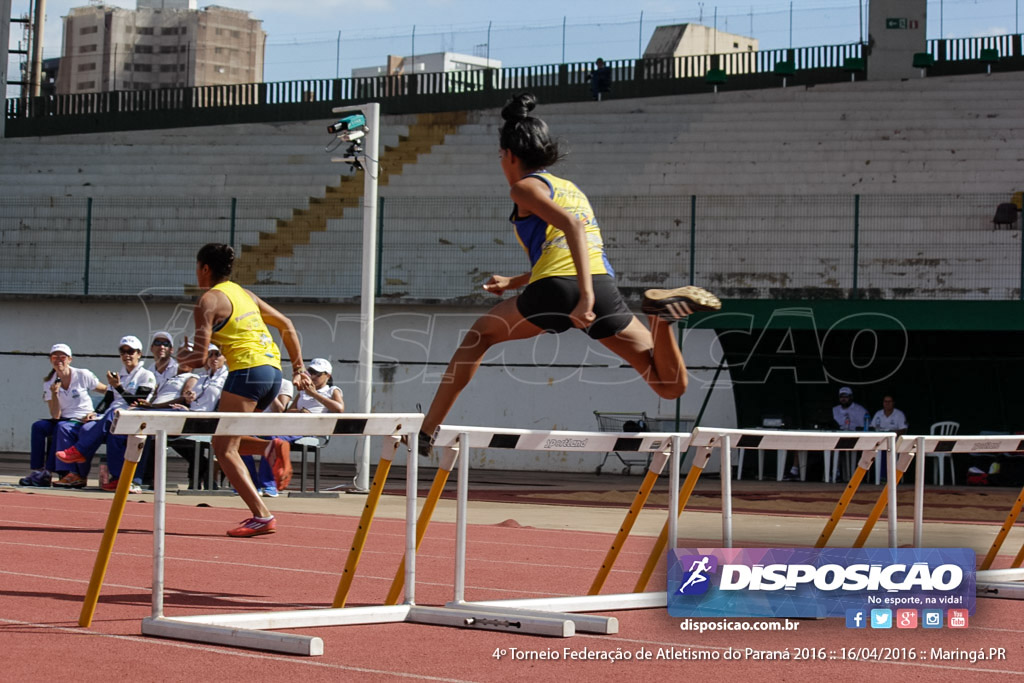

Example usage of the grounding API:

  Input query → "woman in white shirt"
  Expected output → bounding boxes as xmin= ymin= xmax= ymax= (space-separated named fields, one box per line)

xmin=289 ymin=358 xmax=344 ymax=414
xmin=20 ymin=344 xmax=106 ymax=487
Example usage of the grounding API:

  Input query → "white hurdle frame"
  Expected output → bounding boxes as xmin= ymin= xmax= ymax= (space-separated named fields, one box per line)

xmin=892 ymin=434 xmax=1024 ymax=599
xmin=106 ymin=410 xmax=423 ymax=656
xmin=687 ymin=427 xmax=898 ymax=547
xmin=429 ymin=425 xmax=690 ymax=621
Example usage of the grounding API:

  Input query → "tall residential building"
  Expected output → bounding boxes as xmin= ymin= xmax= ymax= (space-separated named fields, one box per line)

xmin=56 ymin=1 xmax=265 ymax=94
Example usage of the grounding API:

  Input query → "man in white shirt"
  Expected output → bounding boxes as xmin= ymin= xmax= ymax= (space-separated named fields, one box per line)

xmin=833 ymin=386 xmax=869 ymax=432
xmin=149 ymin=331 xmax=180 ymax=398
xmin=871 ymin=395 xmax=908 ymax=481
xmin=871 ymin=395 xmax=908 ymax=435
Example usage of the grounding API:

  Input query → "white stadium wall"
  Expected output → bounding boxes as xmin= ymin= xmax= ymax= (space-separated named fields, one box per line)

xmin=0 ymin=300 xmax=735 ymax=472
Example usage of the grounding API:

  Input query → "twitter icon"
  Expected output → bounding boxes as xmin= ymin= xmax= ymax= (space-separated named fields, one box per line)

xmin=870 ymin=609 xmax=892 ymax=629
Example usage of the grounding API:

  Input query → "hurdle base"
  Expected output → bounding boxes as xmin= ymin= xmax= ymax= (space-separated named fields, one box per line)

xmin=408 ymin=605 xmax=575 ymax=637
xmin=286 ymin=490 xmax=341 ymax=499
xmin=444 ymin=601 xmax=618 ymax=634
xmin=175 ymin=489 xmax=235 ymax=497
xmin=142 ymin=616 xmax=325 ymax=656
xmin=466 ymin=591 xmax=666 ymax=614
xmin=977 ymin=582 xmax=1024 ymax=600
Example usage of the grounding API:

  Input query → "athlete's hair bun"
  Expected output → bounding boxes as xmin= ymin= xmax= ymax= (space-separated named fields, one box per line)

xmin=501 ymin=93 xmax=537 ymax=122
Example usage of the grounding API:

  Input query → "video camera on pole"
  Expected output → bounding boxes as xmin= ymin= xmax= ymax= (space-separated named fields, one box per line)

xmin=326 ymin=113 xmax=369 ymax=171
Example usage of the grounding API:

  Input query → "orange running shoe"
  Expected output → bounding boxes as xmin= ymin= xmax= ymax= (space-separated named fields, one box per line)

xmin=267 ymin=438 xmax=292 ymax=491
xmin=56 ymin=445 xmax=85 ymax=464
xmin=227 ymin=516 xmax=276 ymax=537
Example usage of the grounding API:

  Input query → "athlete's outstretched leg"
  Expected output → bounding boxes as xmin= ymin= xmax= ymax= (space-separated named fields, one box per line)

xmin=422 ymin=296 xmax=543 ymax=437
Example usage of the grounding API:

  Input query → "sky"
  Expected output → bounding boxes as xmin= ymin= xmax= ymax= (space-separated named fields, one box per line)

xmin=5 ymin=0 xmax=1023 ymax=90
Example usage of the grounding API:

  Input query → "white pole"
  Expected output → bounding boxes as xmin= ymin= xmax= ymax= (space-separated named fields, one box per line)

xmin=0 ymin=0 xmax=12 ymax=137
xmin=153 ymin=430 xmax=167 ymax=618
xmin=356 ymin=101 xmax=380 ymax=492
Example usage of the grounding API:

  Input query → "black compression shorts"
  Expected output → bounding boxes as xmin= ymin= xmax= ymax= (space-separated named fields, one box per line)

xmin=515 ymin=274 xmax=634 ymax=340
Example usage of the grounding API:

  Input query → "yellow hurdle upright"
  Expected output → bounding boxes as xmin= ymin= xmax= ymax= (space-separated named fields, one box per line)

xmin=852 ymin=451 xmax=914 ymax=548
xmin=980 ymin=484 xmax=1024 ymax=570
xmin=589 ymin=452 xmax=669 ymax=595
xmin=80 ymin=435 xmax=145 ymax=627
xmin=332 ymin=437 xmax=401 ymax=608
xmin=815 ymin=450 xmax=877 ymax=548
xmin=633 ymin=449 xmax=713 ymax=593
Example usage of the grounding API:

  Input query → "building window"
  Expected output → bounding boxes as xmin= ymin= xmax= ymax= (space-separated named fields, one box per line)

xmin=134 ymin=44 xmax=153 ymax=54
xmin=214 ymin=47 xmax=223 ymax=54
xmin=77 ymin=62 xmax=96 ymax=72
xmin=215 ymin=28 xmax=223 ymax=35
xmin=79 ymin=25 xmax=98 ymax=35
xmin=77 ymin=81 xmax=95 ymax=90
xmin=180 ymin=45 xmax=188 ymax=52
xmin=160 ymin=27 xmax=178 ymax=35
xmin=136 ymin=27 xmax=154 ymax=35
xmin=231 ymin=30 xmax=240 ymax=38
xmin=179 ymin=64 xmax=186 ymax=71
xmin=180 ymin=28 xmax=187 ymax=35
xmin=133 ymin=63 xmax=153 ymax=72
xmin=133 ymin=82 xmax=151 ymax=90
xmin=123 ymin=81 xmax=131 ymax=88
xmin=159 ymin=64 xmax=177 ymax=72
xmin=79 ymin=44 xmax=97 ymax=53
xmin=160 ymin=45 xmax=178 ymax=53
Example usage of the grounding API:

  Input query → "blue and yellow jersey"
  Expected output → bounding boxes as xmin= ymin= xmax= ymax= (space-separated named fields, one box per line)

xmin=510 ymin=172 xmax=614 ymax=283
xmin=210 ymin=281 xmax=282 ymax=371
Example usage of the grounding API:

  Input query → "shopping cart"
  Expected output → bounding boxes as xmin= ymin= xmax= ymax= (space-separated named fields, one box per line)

xmin=593 ymin=411 xmax=651 ymax=475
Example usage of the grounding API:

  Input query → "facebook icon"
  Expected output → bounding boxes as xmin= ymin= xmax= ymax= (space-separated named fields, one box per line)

xmin=845 ymin=609 xmax=867 ymax=629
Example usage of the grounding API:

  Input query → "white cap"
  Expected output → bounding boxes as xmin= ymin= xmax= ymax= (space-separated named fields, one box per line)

xmin=838 ymin=386 xmax=853 ymax=396
xmin=50 ymin=343 xmax=72 ymax=357
xmin=119 ymin=335 xmax=143 ymax=351
xmin=207 ymin=343 xmax=220 ymax=354
xmin=151 ymin=330 xmax=173 ymax=344
xmin=308 ymin=358 xmax=332 ymax=374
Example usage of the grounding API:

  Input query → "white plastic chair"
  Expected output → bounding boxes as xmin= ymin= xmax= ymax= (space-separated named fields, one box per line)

xmin=926 ymin=421 xmax=960 ymax=485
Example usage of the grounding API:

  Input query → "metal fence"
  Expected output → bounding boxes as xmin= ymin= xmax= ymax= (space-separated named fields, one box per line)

xmin=7 ymin=34 xmax=1023 ymax=134
xmin=1 ymin=193 xmax=1018 ymax=301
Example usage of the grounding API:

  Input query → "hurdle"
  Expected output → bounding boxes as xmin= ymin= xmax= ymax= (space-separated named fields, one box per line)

xmin=423 ymin=425 xmax=690 ymax=622
xmin=685 ymin=427 xmax=897 ymax=548
xmin=83 ymin=409 xmax=423 ymax=656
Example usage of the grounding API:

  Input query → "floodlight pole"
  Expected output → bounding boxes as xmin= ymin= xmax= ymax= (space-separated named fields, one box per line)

xmin=331 ymin=101 xmax=380 ymax=492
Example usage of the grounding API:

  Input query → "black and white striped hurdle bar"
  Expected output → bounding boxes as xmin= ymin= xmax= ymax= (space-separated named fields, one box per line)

xmin=111 ymin=410 xmax=421 ymax=438
xmin=689 ymin=427 xmax=893 ymax=453
xmin=431 ymin=424 xmax=678 ymax=454
xmin=894 ymin=435 xmax=1024 ymax=455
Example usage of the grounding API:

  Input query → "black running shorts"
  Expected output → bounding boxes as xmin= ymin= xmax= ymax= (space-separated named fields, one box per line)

xmin=515 ymin=274 xmax=634 ymax=340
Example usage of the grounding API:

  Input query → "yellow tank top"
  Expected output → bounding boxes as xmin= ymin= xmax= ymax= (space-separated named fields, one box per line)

xmin=510 ymin=172 xmax=612 ymax=283
xmin=210 ymin=281 xmax=282 ymax=371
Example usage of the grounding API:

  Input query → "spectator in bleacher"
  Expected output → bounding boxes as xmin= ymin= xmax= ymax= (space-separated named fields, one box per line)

xmin=54 ymin=335 xmax=156 ymax=489
xmin=176 ymin=243 xmax=306 ymax=537
xmin=20 ymin=344 xmax=107 ymax=487
xmin=417 ymin=93 xmax=720 ymax=457
xmin=165 ymin=344 xmax=229 ymax=488
xmin=149 ymin=331 xmax=179 ymax=398
xmin=289 ymin=358 xmax=344 ymax=414
xmin=590 ymin=58 xmax=611 ymax=100
xmin=870 ymin=394 xmax=908 ymax=481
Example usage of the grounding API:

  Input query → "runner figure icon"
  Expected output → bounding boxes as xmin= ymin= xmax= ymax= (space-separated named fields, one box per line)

xmin=678 ymin=556 xmax=712 ymax=593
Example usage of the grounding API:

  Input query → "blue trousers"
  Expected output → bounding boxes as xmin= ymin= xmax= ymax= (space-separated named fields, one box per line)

xmin=30 ymin=418 xmax=61 ymax=471
xmin=55 ymin=413 xmax=112 ymax=477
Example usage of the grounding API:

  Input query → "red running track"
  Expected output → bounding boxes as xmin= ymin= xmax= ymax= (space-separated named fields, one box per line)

xmin=1 ymin=487 xmax=1023 ymax=681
